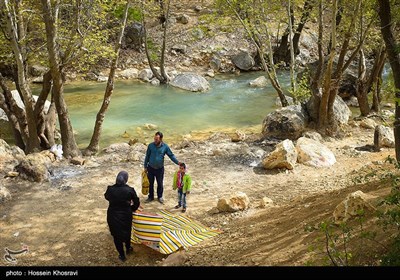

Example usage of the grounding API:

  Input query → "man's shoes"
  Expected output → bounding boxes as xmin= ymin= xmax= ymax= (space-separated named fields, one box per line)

xmin=182 ymin=207 xmax=186 ymax=213
xmin=126 ymin=247 xmax=133 ymax=255
xmin=119 ymin=255 xmax=126 ymax=262
xmin=174 ymin=205 xmax=181 ymax=209
xmin=158 ymin=197 xmax=164 ymax=204
xmin=145 ymin=197 xmax=154 ymax=203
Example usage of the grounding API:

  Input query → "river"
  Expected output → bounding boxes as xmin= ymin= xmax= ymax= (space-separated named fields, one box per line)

xmin=61 ymin=71 xmax=291 ymax=148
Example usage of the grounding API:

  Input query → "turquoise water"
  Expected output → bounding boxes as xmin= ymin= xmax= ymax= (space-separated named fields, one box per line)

xmin=59 ymin=72 xmax=291 ymax=147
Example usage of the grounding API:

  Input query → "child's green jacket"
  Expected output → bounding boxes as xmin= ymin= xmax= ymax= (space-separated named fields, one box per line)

xmin=172 ymin=171 xmax=192 ymax=193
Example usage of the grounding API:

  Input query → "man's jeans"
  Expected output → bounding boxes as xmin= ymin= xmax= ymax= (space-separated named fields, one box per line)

xmin=147 ymin=165 xmax=164 ymax=199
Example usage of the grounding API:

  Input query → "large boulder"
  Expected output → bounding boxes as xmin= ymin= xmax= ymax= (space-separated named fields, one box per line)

xmin=262 ymin=104 xmax=309 ymax=140
xmin=0 ymin=139 xmax=25 ymax=160
xmin=231 ymin=51 xmax=254 ymax=71
xmin=0 ymin=90 xmax=51 ymax=122
xmin=0 ymin=139 xmax=25 ymax=175
xmin=296 ymin=137 xmax=336 ymax=168
xmin=300 ymin=59 xmax=362 ymax=101
xmin=360 ymin=118 xmax=377 ymax=129
xmin=262 ymin=139 xmax=297 ymax=170
xmin=249 ymin=76 xmax=268 ymax=88
xmin=176 ymin=14 xmax=190 ymax=24
xmin=217 ymin=192 xmax=250 ymax=212
xmin=275 ymin=96 xmax=294 ymax=107
xmin=209 ymin=56 xmax=221 ymax=71
xmin=123 ymin=22 xmax=144 ymax=51
xmin=374 ymin=125 xmax=395 ymax=149
xmin=138 ymin=69 xmax=154 ymax=82
xmin=170 ymin=73 xmax=210 ymax=92
xmin=333 ymin=191 xmax=377 ymax=223
xmin=15 ymin=153 xmax=51 ymax=182
xmin=29 ymin=65 xmax=48 ymax=77
xmin=306 ymin=94 xmax=351 ymax=125
xmin=120 ymin=68 xmax=139 ymax=79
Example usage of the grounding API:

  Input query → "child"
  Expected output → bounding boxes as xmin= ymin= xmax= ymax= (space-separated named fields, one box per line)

xmin=172 ymin=162 xmax=192 ymax=213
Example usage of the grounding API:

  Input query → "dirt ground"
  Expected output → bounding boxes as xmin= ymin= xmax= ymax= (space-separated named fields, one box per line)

xmin=0 ymin=122 xmax=395 ymax=267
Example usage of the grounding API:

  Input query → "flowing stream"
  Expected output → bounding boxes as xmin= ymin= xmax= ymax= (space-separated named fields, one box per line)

xmin=59 ymin=71 xmax=291 ymax=148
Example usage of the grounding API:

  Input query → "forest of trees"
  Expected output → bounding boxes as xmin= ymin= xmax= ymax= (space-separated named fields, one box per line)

xmin=0 ymin=0 xmax=399 ymax=159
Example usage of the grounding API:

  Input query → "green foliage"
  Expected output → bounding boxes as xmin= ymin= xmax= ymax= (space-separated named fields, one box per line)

xmin=198 ymin=13 xmax=235 ymax=34
xmin=0 ymin=0 xmax=124 ymax=74
xmin=382 ymin=71 xmax=398 ymax=102
xmin=145 ymin=38 xmax=159 ymax=63
xmin=114 ymin=5 xmax=142 ymax=22
xmin=70 ymin=33 xmax=115 ymax=72
xmin=191 ymin=27 xmax=208 ymax=40
xmin=304 ymin=212 xmax=388 ymax=266
xmin=381 ymin=235 xmax=400 ymax=265
xmin=352 ymin=169 xmax=378 ymax=185
xmin=374 ymin=156 xmax=400 ymax=265
xmin=0 ymin=33 xmax=12 ymax=64
xmin=305 ymin=220 xmax=354 ymax=266
xmin=290 ymin=71 xmax=312 ymax=104
xmin=304 ymin=155 xmax=400 ymax=266
xmin=198 ymin=13 xmax=215 ymax=24
xmin=0 ymin=1 xmax=48 ymax=66
xmin=377 ymin=156 xmax=400 ymax=228
xmin=213 ymin=0 xmax=286 ymax=37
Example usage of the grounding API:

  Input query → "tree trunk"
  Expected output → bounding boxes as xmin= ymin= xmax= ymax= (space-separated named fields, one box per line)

xmin=1 ymin=0 xmax=40 ymax=153
xmin=44 ymin=101 xmax=57 ymax=148
xmin=41 ymin=0 xmax=80 ymax=158
xmin=327 ymin=1 xmax=343 ymax=55
xmin=34 ymin=71 xmax=54 ymax=149
xmin=84 ymin=1 xmax=130 ymax=155
xmin=159 ymin=0 xmax=170 ymax=83
xmin=142 ymin=9 xmax=164 ymax=83
xmin=292 ymin=0 xmax=313 ymax=57
xmin=356 ymin=49 xmax=370 ymax=116
xmin=327 ymin=0 xmax=367 ymax=126
xmin=361 ymin=44 xmax=387 ymax=114
xmin=378 ymin=0 xmax=400 ymax=162
xmin=274 ymin=5 xmax=294 ymax=64
xmin=319 ymin=0 xmax=338 ymax=129
xmin=225 ymin=0 xmax=288 ymax=106
xmin=264 ymin=23 xmax=288 ymax=106
xmin=156 ymin=0 xmax=166 ymax=24
xmin=371 ymin=47 xmax=386 ymax=112
xmin=274 ymin=32 xmax=289 ymax=64
xmin=274 ymin=0 xmax=313 ymax=64
xmin=0 ymin=74 xmax=25 ymax=149
xmin=310 ymin=0 xmax=324 ymax=124
xmin=287 ymin=0 xmax=296 ymax=99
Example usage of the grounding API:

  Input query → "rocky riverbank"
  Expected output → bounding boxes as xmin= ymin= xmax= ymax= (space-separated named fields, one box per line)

xmin=0 ymin=116 xmax=396 ymax=266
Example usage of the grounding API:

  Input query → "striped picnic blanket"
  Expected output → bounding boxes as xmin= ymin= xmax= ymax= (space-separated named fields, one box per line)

xmin=131 ymin=211 xmax=163 ymax=252
xmin=131 ymin=210 xmax=222 ymax=254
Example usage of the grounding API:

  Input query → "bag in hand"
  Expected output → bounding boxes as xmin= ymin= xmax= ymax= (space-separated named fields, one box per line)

xmin=141 ymin=170 xmax=150 ymax=195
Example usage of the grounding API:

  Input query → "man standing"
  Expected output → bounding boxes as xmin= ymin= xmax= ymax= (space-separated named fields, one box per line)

xmin=144 ymin=131 xmax=179 ymax=204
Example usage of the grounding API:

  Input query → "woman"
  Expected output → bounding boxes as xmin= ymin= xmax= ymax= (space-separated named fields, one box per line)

xmin=105 ymin=171 xmax=140 ymax=261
